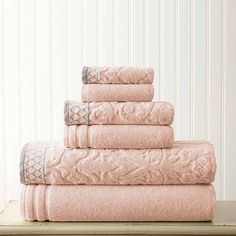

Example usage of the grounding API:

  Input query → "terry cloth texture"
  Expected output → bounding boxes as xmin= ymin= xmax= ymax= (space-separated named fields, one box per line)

xmin=20 ymin=184 xmax=216 ymax=222
xmin=64 ymin=101 xmax=174 ymax=126
xmin=81 ymin=84 xmax=154 ymax=102
xmin=82 ymin=66 xmax=154 ymax=84
xmin=64 ymin=125 xmax=174 ymax=149
xmin=20 ymin=141 xmax=216 ymax=185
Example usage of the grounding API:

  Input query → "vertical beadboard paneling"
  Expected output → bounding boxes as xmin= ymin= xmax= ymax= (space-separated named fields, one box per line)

xmin=192 ymin=0 xmax=207 ymax=139
xmin=37 ymin=0 xmax=52 ymax=139
xmin=4 ymin=0 xmax=20 ymax=200
xmin=0 ymin=0 xmax=6 ymax=209
xmin=1 ymin=0 xmax=236 ymax=205
xmin=131 ymin=0 xmax=144 ymax=65
xmin=116 ymin=0 xmax=129 ymax=65
xmin=147 ymin=0 xmax=160 ymax=101
xmin=84 ymin=0 xmax=98 ymax=65
xmin=225 ymin=0 xmax=236 ymax=200
xmin=208 ymin=0 xmax=222 ymax=200
xmin=21 ymin=0 xmax=36 ymax=143
xmin=69 ymin=0 xmax=82 ymax=99
xmin=52 ymin=0 xmax=67 ymax=139
xmin=161 ymin=0 xmax=176 ymax=105
xmin=178 ymin=0 xmax=191 ymax=140
xmin=100 ymin=0 xmax=113 ymax=65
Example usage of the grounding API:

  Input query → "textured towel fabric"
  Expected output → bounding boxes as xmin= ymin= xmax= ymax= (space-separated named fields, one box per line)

xmin=20 ymin=141 xmax=216 ymax=185
xmin=20 ymin=185 xmax=216 ymax=222
xmin=64 ymin=125 xmax=174 ymax=149
xmin=82 ymin=66 xmax=154 ymax=84
xmin=64 ymin=101 xmax=174 ymax=126
xmin=81 ymin=84 xmax=154 ymax=102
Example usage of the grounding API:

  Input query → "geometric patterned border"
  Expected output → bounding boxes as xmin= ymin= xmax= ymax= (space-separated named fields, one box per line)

xmin=64 ymin=101 xmax=89 ymax=125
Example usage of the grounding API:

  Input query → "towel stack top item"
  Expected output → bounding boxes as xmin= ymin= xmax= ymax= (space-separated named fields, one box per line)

xmin=20 ymin=66 xmax=217 ymax=222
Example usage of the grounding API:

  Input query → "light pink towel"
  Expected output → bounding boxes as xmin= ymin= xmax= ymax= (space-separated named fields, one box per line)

xmin=64 ymin=101 xmax=174 ymax=126
xmin=20 ymin=141 xmax=216 ymax=185
xmin=64 ymin=125 xmax=174 ymax=148
xmin=82 ymin=66 xmax=154 ymax=84
xmin=81 ymin=84 xmax=154 ymax=102
xmin=21 ymin=185 xmax=216 ymax=221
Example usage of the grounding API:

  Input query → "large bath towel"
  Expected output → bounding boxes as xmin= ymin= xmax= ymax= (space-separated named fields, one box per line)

xmin=64 ymin=125 xmax=174 ymax=148
xmin=81 ymin=84 xmax=154 ymax=102
xmin=64 ymin=101 xmax=174 ymax=126
xmin=21 ymin=185 xmax=216 ymax=221
xmin=20 ymin=141 xmax=216 ymax=185
xmin=82 ymin=66 xmax=154 ymax=84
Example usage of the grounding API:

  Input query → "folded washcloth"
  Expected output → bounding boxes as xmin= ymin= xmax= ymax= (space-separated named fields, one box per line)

xmin=21 ymin=184 xmax=216 ymax=221
xmin=64 ymin=125 xmax=174 ymax=148
xmin=82 ymin=66 xmax=154 ymax=84
xmin=81 ymin=84 xmax=154 ymax=102
xmin=64 ymin=101 xmax=174 ymax=126
xmin=20 ymin=141 xmax=216 ymax=185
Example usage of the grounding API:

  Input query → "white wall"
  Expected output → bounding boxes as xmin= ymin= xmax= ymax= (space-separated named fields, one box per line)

xmin=0 ymin=0 xmax=236 ymax=209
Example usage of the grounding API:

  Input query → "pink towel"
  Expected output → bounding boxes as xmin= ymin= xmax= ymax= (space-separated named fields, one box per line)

xmin=64 ymin=101 xmax=174 ymax=126
xmin=82 ymin=66 xmax=154 ymax=84
xmin=21 ymin=185 xmax=216 ymax=221
xmin=20 ymin=141 xmax=216 ymax=185
xmin=64 ymin=125 xmax=174 ymax=148
xmin=81 ymin=84 xmax=154 ymax=102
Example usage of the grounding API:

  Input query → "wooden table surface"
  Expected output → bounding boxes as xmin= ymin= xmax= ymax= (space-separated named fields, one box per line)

xmin=0 ymin=201 xmax=236 ymax=235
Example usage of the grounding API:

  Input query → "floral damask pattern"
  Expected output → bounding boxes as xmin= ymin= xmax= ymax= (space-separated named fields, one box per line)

xmin=21 ymin=141 xmax=216 ymax=185
xmin=82 ymin=66 xmax=154 ymax=84
xmin=64 ymin=101 xmax=174 ymax=125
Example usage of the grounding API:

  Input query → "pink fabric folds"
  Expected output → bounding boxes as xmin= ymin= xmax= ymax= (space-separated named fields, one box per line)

xmin=82 ymin=66 xmax=154 ymax=84
xmin=64 ymin=125 xmax=174 ymax=149
xmin=81 ymin=84 xmax=154 ymax=102
xmin=21 ymin=185 xmax=216 ymax=222
xmin=64 ymin=101 xmax=174 ymax=126
xmin=20 ymin=141 xmax=216 ymax=185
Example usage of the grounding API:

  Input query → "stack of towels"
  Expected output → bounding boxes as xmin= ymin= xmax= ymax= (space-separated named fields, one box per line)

xmin=20 ymin=66 xmax=216 ymax=222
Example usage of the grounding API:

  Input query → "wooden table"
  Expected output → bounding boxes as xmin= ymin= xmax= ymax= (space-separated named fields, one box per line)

xmin=0 ymin=201 xmax=236 ymax=235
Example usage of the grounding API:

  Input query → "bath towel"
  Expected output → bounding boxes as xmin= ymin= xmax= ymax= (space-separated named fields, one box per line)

xmin=82 ymin=66 xmax=154 ymax=84
xmin=82 ymin=84 xmax=154 ymax=102
xmin=64 ymin=125 xmax=174 ymax=148
xmin=64 ymin=101 xmax=174 ymax=126
xmin=20 ymin=141 xmax=216 ymax=185
xmin=20 ymin=185 xmax=216 ymax=221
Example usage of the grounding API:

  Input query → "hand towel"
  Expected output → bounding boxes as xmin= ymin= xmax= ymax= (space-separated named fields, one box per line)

xmin=81 ymin=84 xmax=154 ymax=102
xmin=82 ymin=66 xmax=154 ymax=84
xmin=20 ymin=141 xmax=216 ymax=185
xmin=64 ymin=101 xmax=174 ymax=126
xmin=21 ymin=185 xmax=216 ymax=221
xmin=64 ymin=125 xmax=174 ymax=148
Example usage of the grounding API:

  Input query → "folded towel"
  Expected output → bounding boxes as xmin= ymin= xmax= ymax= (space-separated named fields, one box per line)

xmin=21 ymin=185 xmax=216 ymax=221
xmin=64 ymin=101 xmax=174 ymax=126
xmin=64 ymin=125 xmax=174 ymax=148
xmin=82 ymin=84 xmax=154 ymax=102
xmin=20 ymin=141 xmax=216 ymax=185
xmin=82 ymin=66 xmax=154 ymax=84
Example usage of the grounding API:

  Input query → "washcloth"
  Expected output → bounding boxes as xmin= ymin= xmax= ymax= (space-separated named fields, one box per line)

xmin=64 ymin=125 xmax=174 ymax=148
xmin=64 ymin=101 xmax=174 ymax=126
xmin=82 ymin=66 xmax=154 ymax=84
xmin=20 ymin=141 xmax=216 ymax=185
xmin=21 ymin=185 xmax=216 ymax=221
xmin=81 ymin=84 xmax=154 ymax=102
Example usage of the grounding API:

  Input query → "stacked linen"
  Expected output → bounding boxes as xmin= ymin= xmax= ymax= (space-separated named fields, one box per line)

xmin=20 ymin=66 xmax=217 ymax=222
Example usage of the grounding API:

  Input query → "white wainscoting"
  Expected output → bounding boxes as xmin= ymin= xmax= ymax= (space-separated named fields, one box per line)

xmin=0 ymin=0 xmax=236 ymax=209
